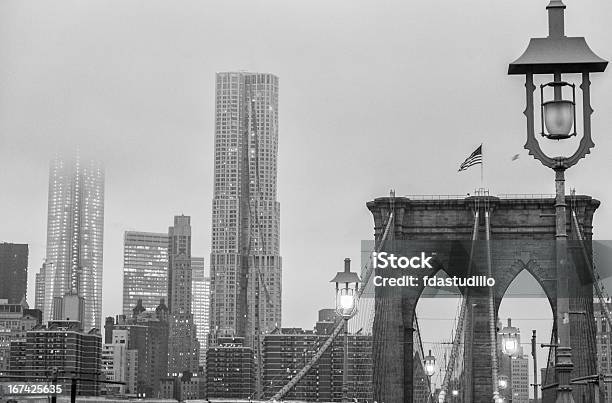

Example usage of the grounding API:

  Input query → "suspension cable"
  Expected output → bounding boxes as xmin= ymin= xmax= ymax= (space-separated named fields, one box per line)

xmin=439 ymin=208 xmax=480 ymax=402
xmin=269 ymin=200 xmax=396 ymax=401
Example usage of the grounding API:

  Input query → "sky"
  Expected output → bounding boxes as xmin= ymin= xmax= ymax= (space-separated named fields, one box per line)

xmin=1 ymin=0 xmax=611 ymax=394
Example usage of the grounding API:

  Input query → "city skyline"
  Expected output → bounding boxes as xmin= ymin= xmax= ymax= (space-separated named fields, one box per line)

xmin=1 ymin=1 xmax=612 ymax=400
xmin=2 ymin=0 xmax=612 ymax=343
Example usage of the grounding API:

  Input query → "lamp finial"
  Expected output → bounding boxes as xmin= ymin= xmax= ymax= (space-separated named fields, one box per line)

xmin=547 ymin=0 xmax=566 ymax=38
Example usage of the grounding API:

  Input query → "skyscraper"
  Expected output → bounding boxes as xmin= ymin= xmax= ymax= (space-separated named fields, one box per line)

xmin=122 ymin=231 xmax=169 ymax=316
xmin=167 ymin=215 xmax=199 ymax=375
xmin=209 ymin=72 xmax=282 ymax=350
xmin=106 ymin=301 xmax=169 ymax=397
xmin=34 ymin=262 xmax=46 ymax=312
xmin=191 ymin=257 xmax=210 ymax=366
xmin=39 ymin=154 xmax=104 ymax=331
xmin=0 ymin=243 xmax=28 ymax=304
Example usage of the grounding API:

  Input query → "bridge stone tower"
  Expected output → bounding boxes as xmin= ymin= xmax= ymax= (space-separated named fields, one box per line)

xmin=368 ymin=195 xmax=600 ymax=403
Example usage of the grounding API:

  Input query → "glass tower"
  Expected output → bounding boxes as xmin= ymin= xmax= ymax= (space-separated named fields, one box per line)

xmin=122 ymin=231 xmax=169 ymax=317
xmin=210 ymin=72 xmax=282 ymax=349
xmin=41 ymin=154 xmax=104 ymax=331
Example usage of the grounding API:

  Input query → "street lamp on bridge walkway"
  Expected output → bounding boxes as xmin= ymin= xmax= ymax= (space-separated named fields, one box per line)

xmin=499 ymin=319 xmax=520 ymax=357
xmin=331 ymin=258 xmax=360 ymax=403
xmin=509 ymin=1 xmax=608 ymax=402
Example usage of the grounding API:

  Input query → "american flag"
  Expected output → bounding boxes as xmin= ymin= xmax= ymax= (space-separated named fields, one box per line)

xmin=458 ymin=145 xmax=482 ymax=172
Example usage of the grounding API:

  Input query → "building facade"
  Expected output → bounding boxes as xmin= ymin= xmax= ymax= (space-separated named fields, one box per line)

xmin=122 ymin=231 xmax=169 ymax=316
xmin=102 ymin=343 xmax=127 ymax=395
xmin=106 ymin=300 xmax=169 ymax=398
xmin=0 ymin=243 xmax=28 ymax=304
xmin=0 ymin=300 xmax=39 ymax=372
xmin=38 ymin=154 xmax=105 ymax=331
xmin=595 ymin=302 xmax=612 ymax=401
xmin=167 ymin=215 xmax=200 ymax=375
xmin=262 ymin=327 xmax=374 ymax=401
xmin=34 ymin=262 xmax=47 ymax=312
xmin=10 ymin=320 xmax=102 ymax=396
xmin=209 ymin=72 xmax=282 ymax=349
xmin=191 ymin=256 xmax=210 ymax=366
xmin=206 ymin=336 xmax=255 ymax=399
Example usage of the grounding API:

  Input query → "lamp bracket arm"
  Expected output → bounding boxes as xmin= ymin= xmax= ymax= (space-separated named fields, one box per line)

xmin=523 ymin=73 xmax=595 ymax=170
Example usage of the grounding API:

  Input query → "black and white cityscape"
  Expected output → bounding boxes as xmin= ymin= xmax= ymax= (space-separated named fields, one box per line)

xmin=2 ymin=1 xmax=612 ymax=402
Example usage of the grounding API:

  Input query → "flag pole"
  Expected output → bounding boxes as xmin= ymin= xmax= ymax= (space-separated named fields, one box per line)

xmin=480 ymin=143 xmax=484 ymax=188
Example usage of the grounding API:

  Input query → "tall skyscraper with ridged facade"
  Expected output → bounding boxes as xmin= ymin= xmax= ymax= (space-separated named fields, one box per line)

xmin=38 ymin=154 xmax=104 ymax=331
xmin=209 ymin=72 xmax=282 ymax=353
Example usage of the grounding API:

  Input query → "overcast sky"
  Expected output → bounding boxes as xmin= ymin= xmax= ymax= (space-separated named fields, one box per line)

xmin=1 ymin=0 xmax=611 ymax=391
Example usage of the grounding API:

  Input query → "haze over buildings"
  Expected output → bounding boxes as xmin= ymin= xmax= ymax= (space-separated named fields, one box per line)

xmin=35 ymin=154 xmax=105 ymax=331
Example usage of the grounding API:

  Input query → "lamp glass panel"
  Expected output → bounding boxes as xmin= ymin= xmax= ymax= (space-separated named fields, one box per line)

xmin=503 ymin=337 xmax=517 ymax=355
xmin=340 ymin=294 xmax=354 ymax=310
xmin=543 ymin=100 xmax=574 ymax=137
xmin=424 ymin=357 xmax=435 ymax=376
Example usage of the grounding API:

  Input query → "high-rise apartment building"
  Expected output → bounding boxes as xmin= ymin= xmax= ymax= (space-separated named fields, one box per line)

xmin=0 ymin=243 xmax=28 ymax=304
xmin=210 ymin=72 xmax=282 ymax=349
xmin=10 ymin=320 xmax=102 ymax=396
xmin=106 ymin=300 xmax=169 ymax=397
xmin=122 ymin=231 xmax=169 ymax=316
xmin=0 ymin=300 xmax=39 ymax=372
xmin=191 ymin=257 xmax=210 ymax=365
xmin=206 ymin=336 xmax=255 ymax=399
xmin=38 ymin=154 xmax=104 ymax=331
xmin=262 ymin=310 xmax=380 ymax=402
xmin=167 ymin=216 xmax=199 ymax=375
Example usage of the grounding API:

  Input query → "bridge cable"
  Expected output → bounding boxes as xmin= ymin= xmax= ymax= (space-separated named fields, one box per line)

xmin=269 ymin=196 xmax=396 ymax=401
xmin=438 ymin=207 xmax=480 ymax=402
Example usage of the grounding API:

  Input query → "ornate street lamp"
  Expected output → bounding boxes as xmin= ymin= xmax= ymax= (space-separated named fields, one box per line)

xmin=509 ymin=1 xmax=607 ymax=167
xmin=498 ymin=375 xmax=509 ymax=390
xmin=508 ymin=1 xmax=607 ymax=402
xmin=499 ymin=319 xmax=520 ymax=357
xmin=424 ymin=350 xmax=436 ymax=377
xmin=331 ymin=258 xmax=360 ymax=402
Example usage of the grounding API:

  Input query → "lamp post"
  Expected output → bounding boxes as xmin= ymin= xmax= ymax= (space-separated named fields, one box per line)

xmin=425 ymin=350 xmax=436 ymax=377
xmin=424 ymin=350 xmax=436 ymax=402
xmin=509 ymin=2 xmax=608 ymax=402
xmin=499 ymin=319 xmax=520 ymax=357
xmin=331 ymin=258 xmax=360 ymax=402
